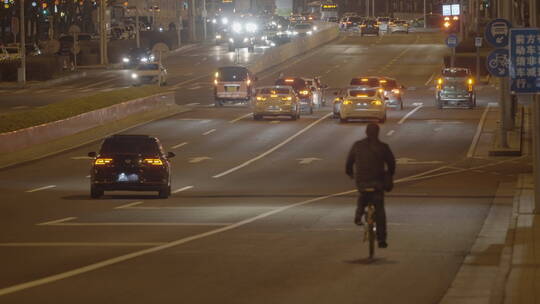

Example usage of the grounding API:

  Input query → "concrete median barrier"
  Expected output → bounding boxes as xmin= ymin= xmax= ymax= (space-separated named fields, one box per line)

xmin=249 ymin=23 xmax=339 ymax=74
xmin=0 ymin=92 xmax=176 ymax=154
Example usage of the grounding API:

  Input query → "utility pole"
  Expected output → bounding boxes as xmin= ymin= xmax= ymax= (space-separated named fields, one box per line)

xmin=19 ymin=0 xmax=26 ymax=84
xmin=99 ymin=0 xmax=108 ymax=65
xmin=424 ymin=0 xmax=427 ymax=29
xmin=189 ymin=0 xmax=196 ymax=41
xmin=135 ymin=7 xmax=140 ymax=48
xmin=365 ymin=0 xmax=369 ymax=17
xmin=496 ymin=0 xmax=512 ymax=148
xmin=202 ymin=0 xmax=207 ymax=41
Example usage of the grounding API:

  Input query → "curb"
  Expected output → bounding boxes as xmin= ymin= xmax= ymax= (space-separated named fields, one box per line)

xmin=489 ymin=106 xmax=526 ymax=156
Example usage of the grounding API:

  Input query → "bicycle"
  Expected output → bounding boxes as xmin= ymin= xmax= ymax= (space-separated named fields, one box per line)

xmin=362 ymin=188 xmax=377 ymax=260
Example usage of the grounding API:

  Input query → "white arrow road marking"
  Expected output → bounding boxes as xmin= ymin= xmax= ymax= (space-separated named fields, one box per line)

xmin=171 ymin=142 xmax=188 ymax=149
xmin=26 ymin=185 xmax=56 ymax=193
xmin=185 ymin=102 xmax=199 ymax=106
xmin=297 ymin=158 xmax=322 ymax=165
xmin=396 ymin=158 xmax=444 ymax=165
xmin=202 ymin=129 xmax=216 ymax=135
xmin=398 ymin=104 xmax=423 ymax=124
xmin=188 ymin=157 xmax=212 ymax=164
xmin=386 ymin=130 xmax=395 ymax=136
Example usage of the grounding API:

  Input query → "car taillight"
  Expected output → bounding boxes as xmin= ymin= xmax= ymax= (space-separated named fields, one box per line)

xmin=371 ymin=100 xmax=383 ymax=106
xmin=281 ymin=96 xmax=292 ymax=101
xmin=392 ymin=89 xmax=400 ymax=94
xmin=256 ymin=96 xmax=266 ymax=101
xmin=300 ymin=90 xmax=309 ymax=95
xmin=343 ymin=100 xmax=353 ymax=105
xmin=246 ymin=79 xmax=251 ymax=85
xmin=214 ymin=79 xmax=218 ymax=85
xmin=143 ymin=158 xmax=164 ymax=166
xmin=95 ymin=158 xmax=113 ymax=165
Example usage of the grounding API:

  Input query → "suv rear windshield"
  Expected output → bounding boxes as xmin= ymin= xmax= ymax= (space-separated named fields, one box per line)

xmin=348 ymin=89 xmax=376 ymax=97
xmin=218 ymin=67 xmax=248 ymax=81
xmin=275 ymin=78 xmax=307 ymax=91
xmin=350 ymin=78 xmax=379 ymax=87
xmin=442 ymin=69 xmax=469 ymax=77
xmin=259 ymin=88 xmax=290 ymax=95
xmin=100 ymin=137 xmax=162 ymax=155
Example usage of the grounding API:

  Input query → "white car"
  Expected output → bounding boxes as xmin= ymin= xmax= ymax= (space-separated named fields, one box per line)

xmin=131 ymin=63 xmax=167 ymax=86
xmin=389 ymin=20 xmax=409 ymax=33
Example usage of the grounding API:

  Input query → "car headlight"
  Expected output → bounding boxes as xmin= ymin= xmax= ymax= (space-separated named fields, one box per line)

xmin=212 ymin=18 xmax=217 ymax=24
xmin=131 ymin=73 xmax=138 ymax=79
xmin=232 ymin=22 xmax=242 ymax=33
xmin=307 ymin=31 xmax=313 ymax=35
xmin=293 ymin=31 xmax=298 ymax=35
xmin=313 ymin=26 xmax=318 ymax=31
xmin=216 ymin=34 xmax=222 ymax=39
xmin=122 ymin=57 xmax=130 ymax=63
xmin=243 ymin=37 xmax=249 ymax=43
xmin=222 ymin=17 xmax=229 ymax=25
xmin=229 ymin=38 xmax=234 ymax=43
xmin=246 ymin=23 xmax=257 ymax=33
xmin=270 ymin=42 xmax=276 ymax=47
xmin=140 ymin=57 xmax=148 ymax=63
xmin=149 ymin=55 xmax=155 ymax=61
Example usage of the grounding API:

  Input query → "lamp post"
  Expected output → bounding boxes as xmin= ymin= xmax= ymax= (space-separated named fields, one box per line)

xmin=424 ymin=0 xmax=427 ymax=29
xmin=19 ymin=0 xmax=26 ymax=84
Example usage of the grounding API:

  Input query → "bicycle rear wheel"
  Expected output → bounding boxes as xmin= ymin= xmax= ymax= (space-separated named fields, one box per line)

xmin=368 ymin=223 xmax=375 ymax=259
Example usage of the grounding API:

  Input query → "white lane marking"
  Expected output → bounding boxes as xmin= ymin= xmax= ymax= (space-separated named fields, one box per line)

xmin=213 ymin=113 xmax=332 ymax=178
xmin=78 ymin=77 xmax=118 ymax=90
xmin=37 ymin=217 xmax=77 ymax=226
xmin=297 ymin=158 xmax=322 ymax=165
xmin=467 ymin=103 xmax=492 ymax=158
xmin=0 ymin=242 xmax=166 ymax=247
xmin=7 ymin=188 xmax=353 ymax=297
xmin=7 ymin=157 xmax=523 ymax=297
xmin=40 ymin=222 xmax=232 ymax=227
xmin=396 ymin=158 xmax=444 ymax=165
xmin=185 ymin=102 xmax=200 ymax=106
xmin=424 ymin=72 xmax=436 ymax=86
xmin=171 ymin=142 xmax=188 ymax=149
xmin=172 ymin=185 xmax=194 ymax=194
xmin=386 ymin=130 xmax=395 ymax=136
xmin=188 ymin=85 xmax=202 ymax=90
xmin=11 ymin=106 xmax=29 ymax=110
xmin=171 ymin=75 xmax=209 ymax=90
xmin=398 ymin=104 xmax=423 ymax=125
xmin=229 ymin=113 xmax=253 ymax=123
xmin=202 ymin=129 xmax=216 ymax=135
xmin=270 ymin=120 xmax=280 ymax=124
xmin=70 ymin=156 xmax=92 ymax=160
xmin=26 ymin=185 xmax=56 ymax=193
xmin=115 ymin=201 xmax=143 ymax=209
xmin=188 ymin=157 xmax=211 ymax=164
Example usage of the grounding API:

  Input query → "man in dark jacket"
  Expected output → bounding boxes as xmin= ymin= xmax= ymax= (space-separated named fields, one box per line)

xmin=346 ymin=123 xmax=395 ymax=248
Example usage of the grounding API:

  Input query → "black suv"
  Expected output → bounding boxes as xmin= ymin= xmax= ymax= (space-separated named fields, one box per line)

xmin=88 ymin=135 xmax=175 ymax=199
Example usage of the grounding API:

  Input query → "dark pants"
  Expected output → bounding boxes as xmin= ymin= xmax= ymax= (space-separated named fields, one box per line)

xmin=355 ymin=191 xmax=387 ymax=242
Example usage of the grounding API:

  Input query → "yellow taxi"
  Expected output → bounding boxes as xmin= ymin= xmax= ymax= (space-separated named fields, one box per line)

xmin=339 ymin=87 xmax=387 ymax=123
xmin=253 ymin=86 xmax=301 ymax=120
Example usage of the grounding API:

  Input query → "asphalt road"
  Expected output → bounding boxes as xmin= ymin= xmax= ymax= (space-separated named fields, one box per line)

xmin=0 ymin=31 xmax=532 ymax=303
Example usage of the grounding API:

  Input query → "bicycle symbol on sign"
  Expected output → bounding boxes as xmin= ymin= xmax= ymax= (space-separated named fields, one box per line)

xmin=488 ymin=53 xmax=509 ymax=69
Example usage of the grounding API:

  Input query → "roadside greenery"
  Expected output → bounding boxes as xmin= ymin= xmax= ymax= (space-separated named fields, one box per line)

xmin=0 ymin=86 xmax=164 ymax=133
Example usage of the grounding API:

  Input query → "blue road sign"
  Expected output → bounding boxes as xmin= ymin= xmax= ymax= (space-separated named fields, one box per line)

xmin=509 ymin=28 xmax=540 ymax=94
xmin=487 ymin=48 xmax=509 ymax=77
xmin=485 ymin=19 xmax=512 ymax=47
xmin=446 ymin=34 xmax=458 ymax=48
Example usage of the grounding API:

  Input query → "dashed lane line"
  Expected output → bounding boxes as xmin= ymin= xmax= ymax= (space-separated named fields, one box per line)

xmin=202 ymin=129 xmax=216 ymax=136
xmin=229 ymin=113 xmax=252 ymax=123
xmin=397 ymin=104 xmax=423 ymax=125
xmin=26 ymin=185 xmax=56 ymax=193
xmin=171 ymin=142 xmax=188 ymax=149
xmin=115 ymin=201 xmax=143 ymax=209
xmin=172 ymin=185 xmax=194 ymax=194
xmin=213 ymin=113 xmax=332 ymax=178
xmin=386 ymin=130 xmax=395 ymax=136
xmin=467 ymin=103 xmax=493 ymax=158
xmin=0 ymin=242 xmax=166 ymax=247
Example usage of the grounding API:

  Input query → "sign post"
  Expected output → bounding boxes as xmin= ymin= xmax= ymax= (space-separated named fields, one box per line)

xmin=69 ymin=25 xmax=81 ymax=71
xmin=446 ymin=34 xmax=458 ymax=67
xmin=485 ymin=18 xmax=512 ymax=148
xmin=475 ymin=37 xmax=482 ymax=82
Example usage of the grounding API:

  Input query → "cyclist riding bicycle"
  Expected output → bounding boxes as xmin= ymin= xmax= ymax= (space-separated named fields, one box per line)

xmin=346 ymin=123 xmax=396 ymax=248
